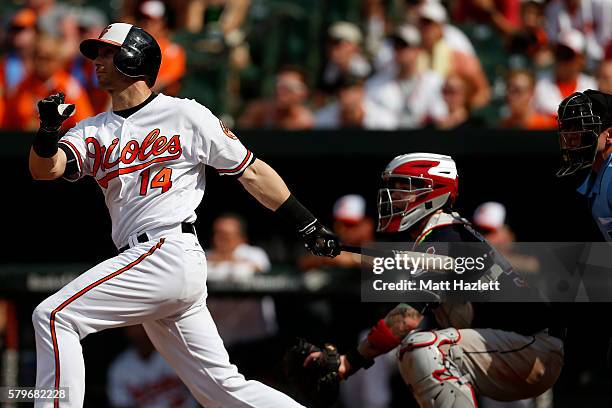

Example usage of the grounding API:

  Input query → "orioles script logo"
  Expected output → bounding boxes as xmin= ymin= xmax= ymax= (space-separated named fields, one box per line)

xmin=86 ymin=128 xmax=182 ymax=188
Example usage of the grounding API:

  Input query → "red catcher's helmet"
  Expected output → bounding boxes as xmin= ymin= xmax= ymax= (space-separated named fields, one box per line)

xmin=377 ymin=153 xmax=458 ymax=233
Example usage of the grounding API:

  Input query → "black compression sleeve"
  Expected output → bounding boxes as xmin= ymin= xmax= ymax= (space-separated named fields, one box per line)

xmin=275 ymin=194 xmax=317 ymax=232
xmin=58 ymin=143 xmax=78 ymax=178
xmin=32 ymin=128 xmax=61 ymax=158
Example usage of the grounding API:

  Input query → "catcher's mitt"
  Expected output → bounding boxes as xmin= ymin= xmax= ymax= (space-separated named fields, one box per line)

xmin=284 ymin=338 xmax=341 ymax=407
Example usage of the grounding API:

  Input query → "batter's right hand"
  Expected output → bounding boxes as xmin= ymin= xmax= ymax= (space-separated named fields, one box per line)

xmin=37 ymin=92 xmax=76 ymax=131
xmin=300 ymin=221 xmax=341 ymax=257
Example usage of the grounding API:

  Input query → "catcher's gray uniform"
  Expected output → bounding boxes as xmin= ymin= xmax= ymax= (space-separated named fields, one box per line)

xmin=395 ymin=214 xmax=564 ymax=408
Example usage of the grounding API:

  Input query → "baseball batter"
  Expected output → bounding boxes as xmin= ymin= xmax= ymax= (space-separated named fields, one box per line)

xmin=557 ymin=89 xmax=612 ymax=241
xmin=29 ymin=23 xmax=340 ymax=408
xmin=301 ymin=153 xmax=564 ymax=407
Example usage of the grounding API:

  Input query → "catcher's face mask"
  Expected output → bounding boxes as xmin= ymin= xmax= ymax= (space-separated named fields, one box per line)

xmin=377 ymin=174 xmax=434 ymax=232
xmin=557 ymin=92 xmax=602 ymax=177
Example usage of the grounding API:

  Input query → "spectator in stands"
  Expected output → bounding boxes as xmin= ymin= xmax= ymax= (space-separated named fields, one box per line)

xmin=206 ymin=213 xmax=271 ymax=280
xmin=533 ymin=29 xmax=597 ymax=117
xmin=374 ymin=0 xmax=477 ymax=77
xmin=501 ymin=69 xmax=557 ymax=129
xmin=319 ymin=22 xmax=371 ymax=97
xmin=238 ymin=66 xmax=314 ymax=129
xmin=315 ymin=75 xmax=397 ymax=129
xmin=3 ymin=34 xmax=94 ymax=131
xmin=452 ymin=0 xmax=521 ymax=36
xmin=473 ymin=202 xmax=514 ymax=249
xmin=107 ymin=325 xmax=197 ymax=408
xmin=0 ymin=8 xmax=38 ymax=127
xmin=205 ymin=213 xmax=278 ymax=376
xmin=27 ymin=0 xmax=79 ymax=61
xmin=137 ymin=0 xmax=187 ymax=96
xmin=182 ymin=0 xmax=251 ymax=37
xmin=472 ymin=201 xmax=539 ymax=274
xmin=416 ymin=1 xmax=491 ymax=108
xmin=507 ymin=0 xmax=552 ymax=67
xmin=435 ymin=73 xmax=484 ymax=129
xmin=366 ymin=24 xmax=446 ymax=129
xmin=362 ymin=0 xmax=388 ymax=60
xmin=67 ymin=7 xmax=110 ymax=114
xmin=405 ymin=0 xmax=476 ymax=56
xmin=298 ymin=194 xmax=374 ymax=271
xmin=597 ymin=59 xmax=612 ymax=94
xmin=180 ymin=0 xmax=252 ymax=73
xmin=545 ymin=0 xmax=612 ymax=64
xmin=2 ymin=9 xmax=37 ymax=96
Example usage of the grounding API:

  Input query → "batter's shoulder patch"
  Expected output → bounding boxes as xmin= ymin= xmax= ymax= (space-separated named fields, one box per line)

xmin=219 ymin=120 xmax=238 ymax=140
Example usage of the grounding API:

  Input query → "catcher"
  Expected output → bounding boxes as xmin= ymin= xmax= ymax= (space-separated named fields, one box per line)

xmin=290 ymin=153 xmax=564 ymax=408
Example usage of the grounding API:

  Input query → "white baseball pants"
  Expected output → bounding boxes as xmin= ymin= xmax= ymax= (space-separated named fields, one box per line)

xmin=32 ymin=232 xmax=304 ymax=408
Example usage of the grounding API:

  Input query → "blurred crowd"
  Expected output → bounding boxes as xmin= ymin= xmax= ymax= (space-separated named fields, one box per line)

xmin=2 ymin=0 xmax=612 ymax=131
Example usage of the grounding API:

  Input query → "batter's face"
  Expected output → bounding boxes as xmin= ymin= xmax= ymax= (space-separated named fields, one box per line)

xmin=93 ymin=44 xmax=133 ymax=91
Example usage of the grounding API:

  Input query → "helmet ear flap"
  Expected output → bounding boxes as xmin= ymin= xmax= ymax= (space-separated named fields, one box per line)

xmin=114 ymin=46 xmax=143 ymax=77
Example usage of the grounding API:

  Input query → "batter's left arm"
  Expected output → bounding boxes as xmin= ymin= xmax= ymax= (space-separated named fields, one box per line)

xmin=238 ymin=158 xmax=340 ymax=257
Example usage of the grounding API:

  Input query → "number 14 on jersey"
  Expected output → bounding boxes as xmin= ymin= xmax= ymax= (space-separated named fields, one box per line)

xmin=139 ymin=167 xmax=173 ymax=195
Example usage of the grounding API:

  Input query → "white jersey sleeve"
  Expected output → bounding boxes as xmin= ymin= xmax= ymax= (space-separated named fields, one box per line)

xmin=190 ymin=101 xmax=254 ymax=176
xmin=58 ymin=116 xmax=101 ymax=181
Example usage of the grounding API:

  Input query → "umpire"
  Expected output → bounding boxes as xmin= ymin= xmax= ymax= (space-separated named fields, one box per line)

xmin=557 ymin=89 xmax=612 ymax=241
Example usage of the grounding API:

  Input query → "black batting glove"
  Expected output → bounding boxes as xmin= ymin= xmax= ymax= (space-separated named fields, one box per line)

xmin=33 ymin=93 xmax=76 ymax=157
xmin=300 ymin=220 xmax=341 ymax=258
xmin=37 ymin=92 xmax=76 ymax=131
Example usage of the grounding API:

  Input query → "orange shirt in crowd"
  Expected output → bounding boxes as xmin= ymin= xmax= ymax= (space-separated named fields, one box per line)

xmin=3 ymin=70 xmax=94 ymax=131
xmin=502 ymin=113 xmax=557 ymax=130
xmin=156 ymin=37 xmax=186 ymax=95
xmin=556 ymin=78 xmax=578 ymax=99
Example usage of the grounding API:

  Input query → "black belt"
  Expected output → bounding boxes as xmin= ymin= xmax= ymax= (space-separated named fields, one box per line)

xmin=119 ymin=222 xmax=197 ymax=253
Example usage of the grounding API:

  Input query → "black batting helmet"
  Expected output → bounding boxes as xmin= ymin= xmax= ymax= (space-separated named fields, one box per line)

xmin=556 ymin=90 xmax=612 ymax=176
xmin=80 ymin=23 xmax=162 ymax=88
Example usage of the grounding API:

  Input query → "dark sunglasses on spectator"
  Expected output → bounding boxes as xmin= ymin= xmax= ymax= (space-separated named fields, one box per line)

xmin=329 ymin=37 xmax=348 ymax=46
xmin=393 ymin=39 xmax=411 ymax=49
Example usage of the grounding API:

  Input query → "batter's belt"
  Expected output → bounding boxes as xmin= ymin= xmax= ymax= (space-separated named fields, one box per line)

xmin=119 ymin=222 xmax=197 ymax=253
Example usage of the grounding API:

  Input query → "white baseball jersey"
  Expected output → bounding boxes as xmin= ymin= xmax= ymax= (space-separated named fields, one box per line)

xmin=58 ymin=94 xmax=254 ymax=248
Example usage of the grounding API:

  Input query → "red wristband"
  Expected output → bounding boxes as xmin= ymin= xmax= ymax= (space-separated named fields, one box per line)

xmin=367 ymin=319 xmax=401 ymax=353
